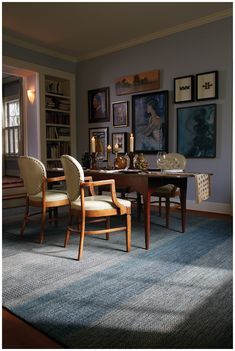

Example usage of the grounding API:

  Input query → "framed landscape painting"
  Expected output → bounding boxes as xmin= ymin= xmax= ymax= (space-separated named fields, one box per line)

xmin=177 ymin=104 xmax=216 ymax=158
xmin=132 ymin=90 xmax=168 ymax=153
xmin=115 ymin=69 xmax=160 ymax=95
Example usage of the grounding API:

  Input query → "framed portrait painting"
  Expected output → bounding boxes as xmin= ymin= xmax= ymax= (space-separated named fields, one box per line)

xmin=89 ymin=127 xmax=109 ymax=160
xmin=132 ymin=90 xmax=168 ymax=153
xmin=112 ymin=101 xmax=129 ymax=127
xmin=88 ymin=87 xmax=110 ymax=123
xmin=112 ymin=132 xmax=127 ymax=154
xmin=196 ymin=71 xmax=218 ymax=101
xmin=174 ymin=75 xmax=194 ymax=103
xmin=177 ymin=104 xmax=216 ymax=158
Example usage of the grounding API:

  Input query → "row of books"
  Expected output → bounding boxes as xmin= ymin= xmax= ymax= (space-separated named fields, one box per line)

xmin=46 ymin=96 xmax=70 ymax=111
xmin=47 ymin=142 xmax=70 ymax=159
xmin=46 ymin=111 xmax=70 ymax=125
xmin=46 ymin=126 xmax=70 ymax=140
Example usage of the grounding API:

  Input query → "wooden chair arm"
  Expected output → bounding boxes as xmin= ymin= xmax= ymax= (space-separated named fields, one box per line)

xmin=83 ymin=176 xmax=95 ymax=195
xmin=80 ymin=179 xmax=126 ymax=214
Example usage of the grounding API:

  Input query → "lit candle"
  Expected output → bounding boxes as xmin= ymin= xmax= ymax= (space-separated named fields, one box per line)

xmin=91 ymin=136 xmax=96 ymax=153
xmin=114 ymin=143 xmax=119 ymax=153
xmin=107 ymin=144 xmax=112 ymax=152
xmin=130 ymin=133 xmax=134 ymax=152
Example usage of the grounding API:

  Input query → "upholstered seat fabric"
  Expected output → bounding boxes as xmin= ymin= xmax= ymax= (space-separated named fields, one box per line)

xmin=71 ymin=195 xmax=131 ymax=211
xmin=153 ymin=184 xmax=178 ymax=196
xmin=29 ymin=190 xmax=68 ymax=202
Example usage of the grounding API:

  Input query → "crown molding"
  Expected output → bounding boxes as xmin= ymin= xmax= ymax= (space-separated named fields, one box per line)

xmin=78 ymin=8 xmax=232 ymax=61
xmin=3 ymin=8 xmax=232 ymax=63
xmin=3 ymin=34 xmax=78 ymax=63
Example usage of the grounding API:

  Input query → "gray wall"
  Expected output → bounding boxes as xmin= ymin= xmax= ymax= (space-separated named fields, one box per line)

xmin=3 ymin=17 xmax=232 ymax=205
xmin=77 ymin=18 xmax=232 ymax=204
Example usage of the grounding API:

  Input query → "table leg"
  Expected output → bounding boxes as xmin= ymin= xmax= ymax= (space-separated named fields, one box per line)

xmin=180 ymin=178 xmax=188 ymax=233
xmin=143 ymin=190 xmax=151 ymax=250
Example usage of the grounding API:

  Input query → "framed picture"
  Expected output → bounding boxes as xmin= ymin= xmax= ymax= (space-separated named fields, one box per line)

xmin=177 ymin=104 xmax=216 ymax=158
xmin=196 ymin=71 xmax=218 ymax=101
xmin=112 ymin=101 xmax=129 ymax=127
xmin=132 ymin=90 xmax=168 ymax=153
xmin=89 ymin=127 xmax=109 ymax=160
xmin=88 ymin=87 xmax=110 ymax=123
xmin=115 ymin=69 xmax=160 ymax=95
xmin=112 ymin=132 xmax=127 ymax=154
xmin=174 ymin=75 xmax=194 ymax=103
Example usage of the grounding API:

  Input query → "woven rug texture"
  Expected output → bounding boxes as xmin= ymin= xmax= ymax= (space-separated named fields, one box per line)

xmin=2 ymin=208 xmax=233 ymax=349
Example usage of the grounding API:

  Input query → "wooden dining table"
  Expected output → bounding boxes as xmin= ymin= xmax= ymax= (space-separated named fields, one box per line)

xmin=84 ymin=169 xmax=195 ymax=250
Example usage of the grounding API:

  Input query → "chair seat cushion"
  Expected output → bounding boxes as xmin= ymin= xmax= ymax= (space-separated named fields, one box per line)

xmin=71 ymin=195 xmax=131 ymax=211
xmin=29 ymin=190 xmax=68 ymax=202
xmin=153 ymin=184 xmax=179 ymax=196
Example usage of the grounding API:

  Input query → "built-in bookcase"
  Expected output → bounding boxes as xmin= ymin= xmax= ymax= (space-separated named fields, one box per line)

xmin=44 ymin=74 xmax=73 ymax=169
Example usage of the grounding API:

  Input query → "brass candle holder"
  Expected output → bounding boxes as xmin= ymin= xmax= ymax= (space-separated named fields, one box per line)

xmin=107 ymin=146 xmax=112 ymax=169
xmin=128 ymin=152 xmax=135 ymax=169
xmin=91 ymin=152 xmax=97 ymax=169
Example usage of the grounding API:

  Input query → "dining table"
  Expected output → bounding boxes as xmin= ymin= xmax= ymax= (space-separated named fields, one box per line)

xmin=85 ymin=169 xmax=197 ymax=250
xmin=48 ymin=167 xmax=211 ymax=250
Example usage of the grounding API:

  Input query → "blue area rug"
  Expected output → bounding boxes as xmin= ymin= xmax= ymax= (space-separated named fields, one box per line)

xmin=2 ymin=208 xmax=233 ymax=348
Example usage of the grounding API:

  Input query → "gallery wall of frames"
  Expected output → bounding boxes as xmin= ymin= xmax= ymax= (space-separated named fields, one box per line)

xmin=87 ymin=69 xmax=218 ymax=161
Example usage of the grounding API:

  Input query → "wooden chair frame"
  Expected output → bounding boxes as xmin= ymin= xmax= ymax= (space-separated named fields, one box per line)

xmin=21 ymin=175 xmax=69 ymax=243
xmin=64 ymin=176 xmax=131 ymax=261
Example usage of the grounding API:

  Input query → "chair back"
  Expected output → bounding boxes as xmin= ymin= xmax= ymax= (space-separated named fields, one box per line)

xmin=61 ymin=155 xmax=85 ymax=201
xmin=164 ymin=153 xmax=186 ymax=170
xmin=18 ymin=156 xmax=46 ymax=195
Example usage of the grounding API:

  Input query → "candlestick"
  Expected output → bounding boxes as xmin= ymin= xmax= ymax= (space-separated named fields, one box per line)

xmin=129 ymin=152 xmax=135 ymax=169
xmin=107 ymin=144 xmax=112 ymax=169
xmin=91 ymin=152 xmax=97 ymax=169
xmin=130 ymin=133 xmax=134 ymax=152
xmin=91 ymin=136 xmax=96 ymax=153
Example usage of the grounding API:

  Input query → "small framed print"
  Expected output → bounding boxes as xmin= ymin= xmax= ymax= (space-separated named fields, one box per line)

xmin=89 ymin=127 xmax=109 ymax=160
xmin=112 ymin=101 xmax=129 ymax=127
xmin=174 ymin=75 xmax=194 ymax=103
xmin=196 ymin=71 xmax=218 ymax=101
xmin=112 ymin=132 xmax=127 ymax=154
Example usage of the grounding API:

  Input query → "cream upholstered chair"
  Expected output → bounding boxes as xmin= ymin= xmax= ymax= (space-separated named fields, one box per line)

xmin=18 ymin=156 xmax=69 ymax=243
xmin=61 ymin=155 xmax=131 ymax=261
xmin=152 ymin=153 xmax=186 ymax=230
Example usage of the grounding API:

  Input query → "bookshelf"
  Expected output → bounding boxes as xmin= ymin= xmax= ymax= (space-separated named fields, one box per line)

xmin=44 ymin=75 xmax=73 ymax=169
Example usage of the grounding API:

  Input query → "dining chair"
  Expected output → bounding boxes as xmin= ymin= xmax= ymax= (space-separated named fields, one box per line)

xmin=18 ymin=156 xmax=69 ymax=243
xmin=61 ymin=155 xmax=131 ymax=260
xmin=152 ymin=153 xmax=187 ymax=230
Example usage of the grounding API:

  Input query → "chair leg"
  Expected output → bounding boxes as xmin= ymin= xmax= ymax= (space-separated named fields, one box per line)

xmin=64 ymin=209 xmax=72 ymax=247
xmin=64 ymin=227 xmax=71 ymax=247
xmin=20 ymin=198 xmax=29 ymax=237
xmin=105 ymin=217 xmax=110 ymax=240
xmin=78 ymin=215 xmax=85 ymax=261
xmin=126 ymin=212 xmax=131 ymax=252
xmin=165 ymin=197 xmax=170 ymax=228
xmin=158 ymin=197 xmax=162 ymax=216
xmin=39 ymin=205 xmax=47 ymax=244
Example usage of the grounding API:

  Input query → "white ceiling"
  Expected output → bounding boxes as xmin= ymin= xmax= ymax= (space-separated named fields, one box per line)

xmin=2 ymin=2 xmax=232 ymax=62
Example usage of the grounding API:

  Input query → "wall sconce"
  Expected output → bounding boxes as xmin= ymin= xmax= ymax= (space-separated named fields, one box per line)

xmin=27 ymin=89 xmax=36 ymax=104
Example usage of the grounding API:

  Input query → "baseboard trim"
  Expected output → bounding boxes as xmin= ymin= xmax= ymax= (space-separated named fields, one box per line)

xmin=186 ymin=200 xmax=232 ymax=215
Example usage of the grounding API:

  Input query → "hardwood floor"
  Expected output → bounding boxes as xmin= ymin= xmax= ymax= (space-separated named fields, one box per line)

xmin=2 ymin=210 xmax=231 ymax=349
xmin=2 ymin=308 xmax=63 ymax=349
